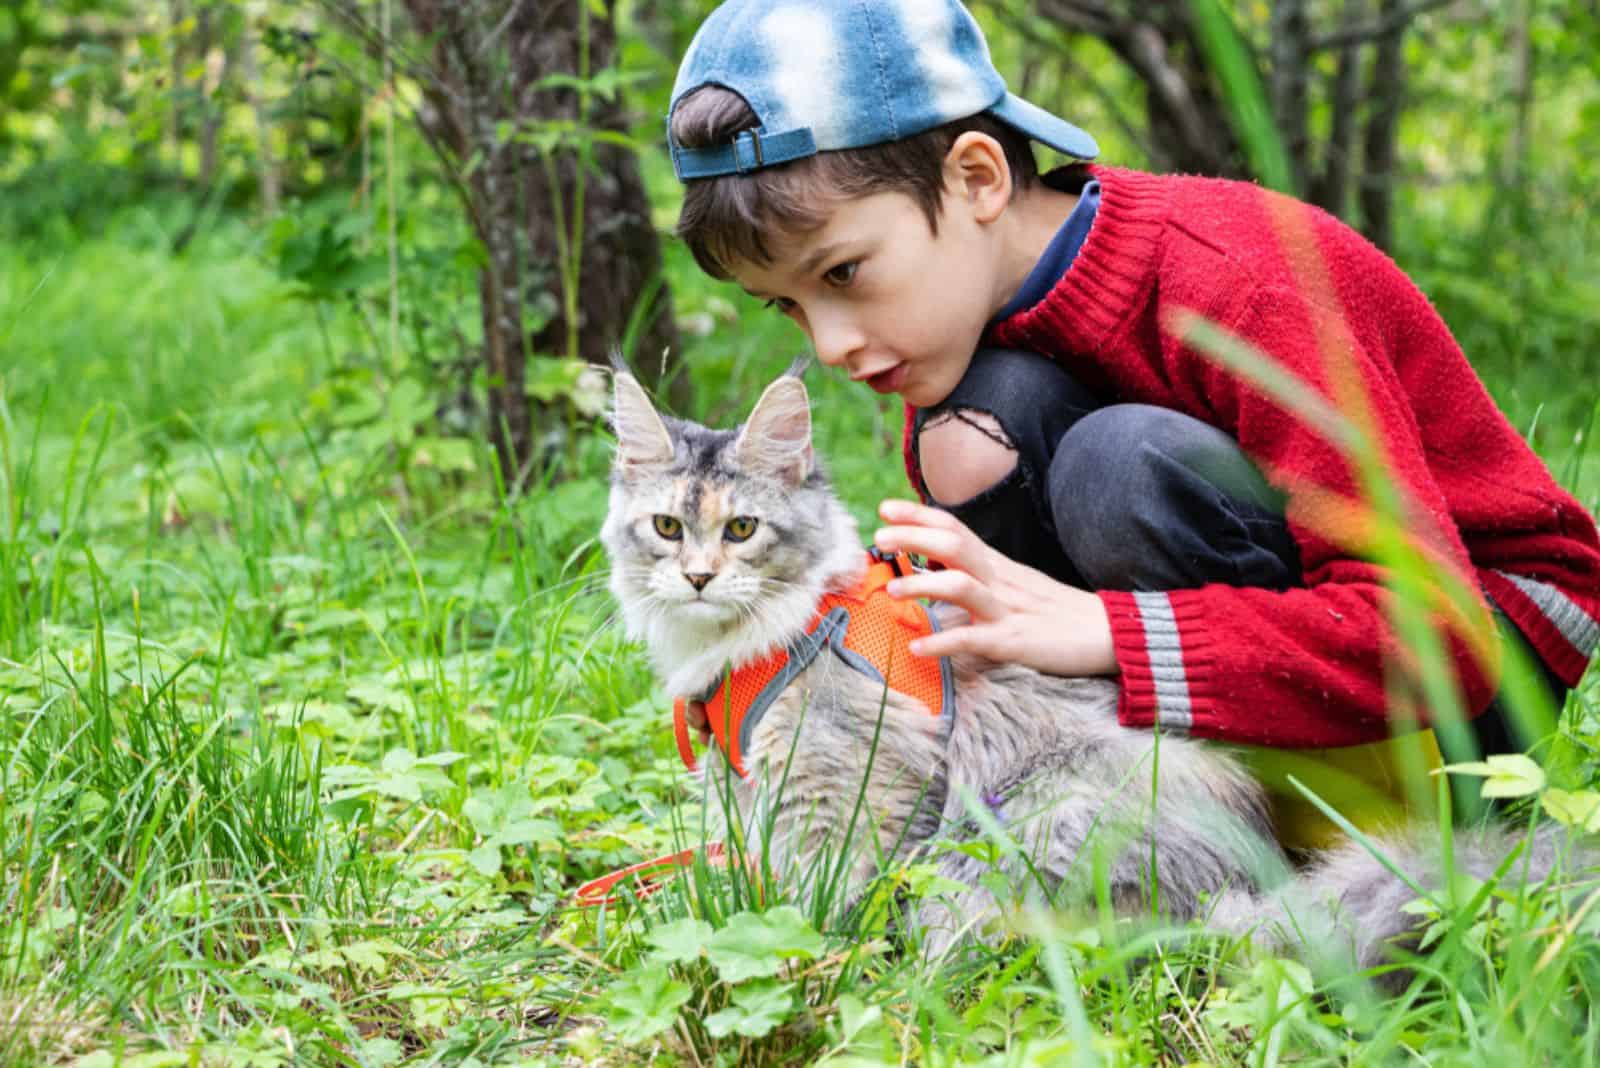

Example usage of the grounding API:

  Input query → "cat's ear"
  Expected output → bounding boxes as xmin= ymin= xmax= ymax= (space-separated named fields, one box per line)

xmin=611 ymin=371 xmax=674 ymax=468
xmin=735 ymin=375 xmax=813 ymax=485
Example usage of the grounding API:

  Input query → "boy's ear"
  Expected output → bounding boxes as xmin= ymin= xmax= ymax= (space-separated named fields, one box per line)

xmin=611 ymin=371 xmax=675 ymax=468
xmin=734 ymin=375 xmax=813 ymax=485
xmin=944 ymin=131 xmax=1011 ymax=224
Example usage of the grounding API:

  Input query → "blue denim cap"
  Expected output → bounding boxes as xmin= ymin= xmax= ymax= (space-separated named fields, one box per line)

xmin=669 ymin=0 xmax=1097 ymax=181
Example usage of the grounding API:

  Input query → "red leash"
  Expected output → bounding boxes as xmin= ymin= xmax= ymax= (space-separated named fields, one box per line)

xmin=573 ymin=841 xmax=727 ymax=908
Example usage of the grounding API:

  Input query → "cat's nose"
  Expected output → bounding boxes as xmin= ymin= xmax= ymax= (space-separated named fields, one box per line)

xmin=683 ymin=572 xmax=713 ymax=591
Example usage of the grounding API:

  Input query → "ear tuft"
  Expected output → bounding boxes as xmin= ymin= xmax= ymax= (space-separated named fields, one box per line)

xmin=734 ymin=375 xmax=813 ymax=485
xmin=611 ymin=371 xmax=674 ymax=468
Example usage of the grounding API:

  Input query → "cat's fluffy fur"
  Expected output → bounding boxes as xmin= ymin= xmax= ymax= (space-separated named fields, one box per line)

xmin=601 ymin=369 xmax=1593 ymax=977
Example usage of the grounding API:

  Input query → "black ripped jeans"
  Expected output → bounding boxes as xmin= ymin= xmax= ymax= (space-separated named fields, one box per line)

xmin=910 ymin=347 xmax=1567 ymax=765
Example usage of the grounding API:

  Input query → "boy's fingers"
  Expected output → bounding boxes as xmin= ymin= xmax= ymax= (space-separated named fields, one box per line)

xmin=886 ymin=570 xmax=1001 ymax=618
xmin=909 ymin=621 xmax=996 ymax=661
xmin=877 ymin=498 xmax=975 ymax=534
xmin=873 ymin=525 xmax=970 ymax=570
xmin=878 ymin=498 xmax=938 ymax=523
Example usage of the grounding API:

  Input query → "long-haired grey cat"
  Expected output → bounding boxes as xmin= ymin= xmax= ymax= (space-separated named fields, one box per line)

xmin=600 ymin=367 xmax=1591 ymax=978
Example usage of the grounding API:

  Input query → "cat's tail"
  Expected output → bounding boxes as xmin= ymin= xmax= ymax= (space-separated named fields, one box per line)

xmin=1205 ymin=823 xmax=1599 ymax=983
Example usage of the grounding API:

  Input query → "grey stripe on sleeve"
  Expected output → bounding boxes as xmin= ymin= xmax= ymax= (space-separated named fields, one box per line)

xmin=1496 ymin=570 xmax=1600 ymax=659
xmin=1133 ymin=591 xmax=1193 ymax=731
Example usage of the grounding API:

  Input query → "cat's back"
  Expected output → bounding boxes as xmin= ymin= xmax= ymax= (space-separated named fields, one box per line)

xmin=949 ymin=656 xmax=1275 ymax=842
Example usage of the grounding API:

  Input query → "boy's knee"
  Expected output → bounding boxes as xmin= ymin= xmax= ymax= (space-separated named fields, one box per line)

xmin=1048 ymin=409 xmax=1165 ymax=577
xmin=916 ymin=409 xmax=1019 ymax=507
xmin=1048 ymin=405 xmax=1296 ymax=590
xmin=1051 ymin=405 xmax=1244 ymax=504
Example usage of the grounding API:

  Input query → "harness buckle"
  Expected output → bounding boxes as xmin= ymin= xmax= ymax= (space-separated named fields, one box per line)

xmin=866 ymin=545 xmax=918 ymax=578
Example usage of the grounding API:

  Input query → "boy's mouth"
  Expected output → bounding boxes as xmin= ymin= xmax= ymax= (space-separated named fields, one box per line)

xmin=858 ymin=363 xmax=908 ymax=395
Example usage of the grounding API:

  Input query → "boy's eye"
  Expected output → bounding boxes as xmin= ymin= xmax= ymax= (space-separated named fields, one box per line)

xmin=724 ymin=516 xmax=759 ymax=542
xmin=763 ymin=297 xmax=797 ymax=315
xmin=652 ymin=515 xmax=683 ymax=540
xmin=823 ymin=261 xmax=858 ymax=286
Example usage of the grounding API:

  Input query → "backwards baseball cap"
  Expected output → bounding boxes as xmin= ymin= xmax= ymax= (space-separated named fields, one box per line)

xmin=668 ymin=0 xmax=1098 ymax=182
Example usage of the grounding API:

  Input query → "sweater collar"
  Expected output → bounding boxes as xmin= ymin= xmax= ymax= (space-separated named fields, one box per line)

xmin=989 ymin=165 xmax=1171 ymax=358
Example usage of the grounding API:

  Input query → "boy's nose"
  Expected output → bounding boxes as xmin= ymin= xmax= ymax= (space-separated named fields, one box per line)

xmin=809 ymin=312 xmax=864 ymax=369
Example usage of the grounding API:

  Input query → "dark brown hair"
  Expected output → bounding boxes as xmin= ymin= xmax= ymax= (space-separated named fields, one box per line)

xmin=671 ymin=86 xmax=1037 ymax=279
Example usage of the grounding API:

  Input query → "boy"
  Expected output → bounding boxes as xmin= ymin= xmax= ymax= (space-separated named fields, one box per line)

xmin=667 ymin=0 xmax=1600 ymax=842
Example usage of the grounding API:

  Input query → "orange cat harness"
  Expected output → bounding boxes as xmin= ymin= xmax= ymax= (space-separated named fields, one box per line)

xmin=673 ymin=548 xmax=956 ymax=778
xmin=575 ymin=549 xmax=954 ymax=908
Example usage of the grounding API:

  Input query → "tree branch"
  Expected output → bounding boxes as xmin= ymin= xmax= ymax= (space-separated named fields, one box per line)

xmin=1030 ymin=0 xmax=1121 ymax=39
xmin=1308 ymin=0 xmax=1456 ymax=51
xmin=983 ymin=2 xmax=1158 ymax=163
xmin=1117 ymin=21 xmax=1221 ymax=170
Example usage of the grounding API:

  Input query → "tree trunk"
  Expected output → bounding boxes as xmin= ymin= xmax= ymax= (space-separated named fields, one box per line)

xmin=1119 ymin=9 xmax=1244 ymax=178
xmin=514 ymin=1 xmax=685 ymax=408
xmin=1026 ymin=0 xmax=1460 ymax=247
xmin=169 ymin=0 xmax=185 ymax=168
xmin=0 ymin=4 xmax=41 ymax=154
xmin=1503 ymin=0 xmax=1536 ymax=188
xmin=1311 ymin=0 xmax=1366 ymax=218
xmin=1269 ymin=0 xmax=1311 ymax=195
xmin=381 ymin=0 xmax=682 ymax=483
xmin=1359 ymin=0 xmax=1407 ymax=251
xmin=1033 ymin=0 xmax=1246 ymax=179
xmin=197 ymin=5 xmax=221 ymax=189
xmin=239 ymin=23 xmax=280 ymax=213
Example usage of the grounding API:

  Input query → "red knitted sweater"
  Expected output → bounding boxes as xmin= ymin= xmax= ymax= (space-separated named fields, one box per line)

xmin=902 ymin=165 xmax=1600 ymax=748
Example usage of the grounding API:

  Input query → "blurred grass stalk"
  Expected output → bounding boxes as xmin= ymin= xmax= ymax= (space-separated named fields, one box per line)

xmin=1181 ymin=0 xmax=1561 ymax=821
xmin=1187 ymin=0 xmax=1297 ymax=195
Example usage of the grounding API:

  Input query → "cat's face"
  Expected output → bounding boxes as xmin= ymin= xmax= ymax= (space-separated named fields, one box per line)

xmin=601 ymin=372 xmax=859 ymax=653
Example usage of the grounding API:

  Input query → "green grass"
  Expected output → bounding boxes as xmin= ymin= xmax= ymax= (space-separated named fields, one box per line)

xmin=1 ymin=189 xmax=1597 ymax=1067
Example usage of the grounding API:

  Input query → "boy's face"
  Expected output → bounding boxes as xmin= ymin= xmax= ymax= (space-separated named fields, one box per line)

xmin=729 ymin=187 xmax=1002 ymax=409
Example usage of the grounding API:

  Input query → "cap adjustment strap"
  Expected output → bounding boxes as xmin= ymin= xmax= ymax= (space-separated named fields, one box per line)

xmin=671 ymin=126 xmax=818 ymax=180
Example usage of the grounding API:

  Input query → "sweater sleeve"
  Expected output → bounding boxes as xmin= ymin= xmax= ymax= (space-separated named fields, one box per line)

xmin=1102 ymin=283 xmax=1507 ymax=748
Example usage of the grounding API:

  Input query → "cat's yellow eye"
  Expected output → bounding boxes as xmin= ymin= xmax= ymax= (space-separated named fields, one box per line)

xmin=652 ymin=515 xmax=683 ymax=540
xmin=724 ymin=516 xmax=759 ymax=542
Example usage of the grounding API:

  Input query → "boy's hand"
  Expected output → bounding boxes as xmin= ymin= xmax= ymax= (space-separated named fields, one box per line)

xmin=872 ymin=499 xmax=1118 ymax=678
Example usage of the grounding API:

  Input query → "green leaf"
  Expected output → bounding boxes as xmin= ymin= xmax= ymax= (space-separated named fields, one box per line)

xmin=339 ymin=940 xmax=396 ymax=973
xmin=413 ymin=436 xmax=478 ymax=473
xmin=524 ymin=357 xmax=587 ymax=403
xmin=1437 ymin=760 xmax=1497 ymax=778
xmin=605 ymin=964 xmax=692 ymax=1043
xmin=647 ymin=918 xmax=712 ymax=964
xmin=1440 ymin=754 xmax=1546 ymax=798
xmin=1481 ymin=753 xmax=1547 ymax=798
xmin=488 ymin=818 xmax=561 ymax=848
xmin=377 ymin=773 xmax=420 ymax=802
xmin=357 ymin=1038 xmax=403 ymax=1068
xmin=707 ymin=907 xmax=825 ymax=982
xmin=468 ymin=843 xmax=503 ymax=877
xmin=382 ymin=747 xmax=417 ymax=775
xmin=347 ymin=679 xmax=411 ymax=712
xmin=898 ymin=862 xmax=969 ymax=900
xmin=836 ymin=993 xmax=883 ymax=1045
xmin=704 ymin=981 xmax=796 ymax=1039
xmin=462 ymin=795 xmax=498 ymax=833
xmin=1541 ymin=788 xmax=1600 ymax=832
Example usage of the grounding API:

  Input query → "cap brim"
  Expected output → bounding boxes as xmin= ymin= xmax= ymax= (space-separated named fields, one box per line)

xmin=990 ymin=93 xmax=1098 ymax=160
